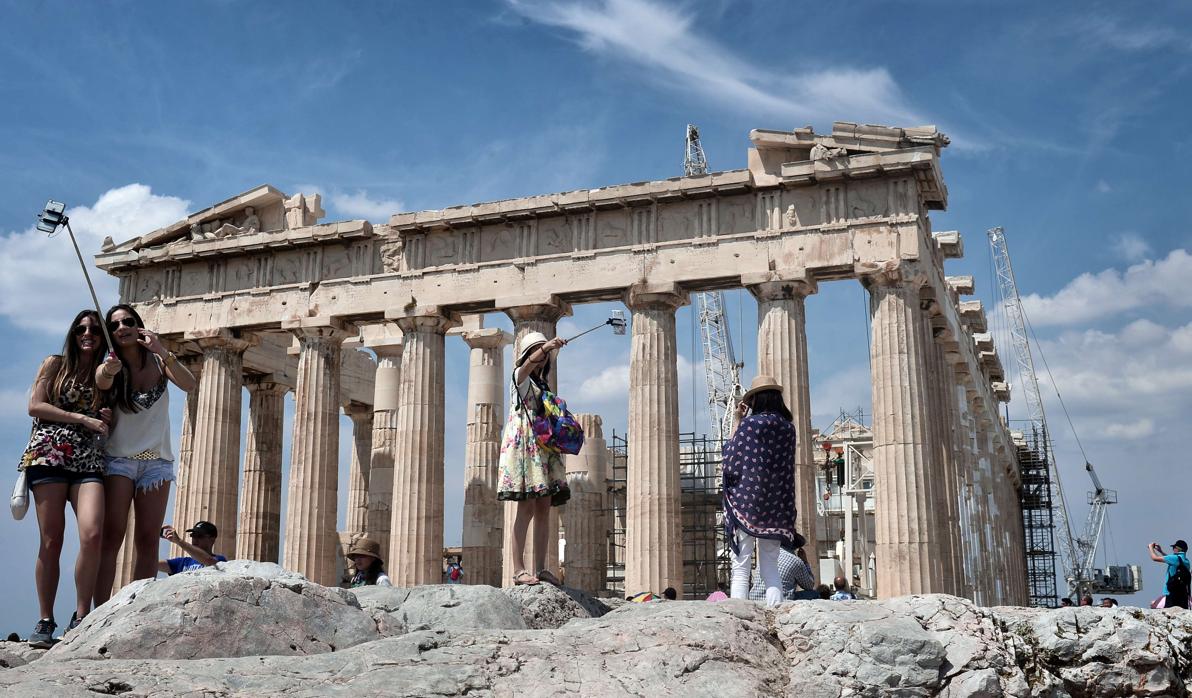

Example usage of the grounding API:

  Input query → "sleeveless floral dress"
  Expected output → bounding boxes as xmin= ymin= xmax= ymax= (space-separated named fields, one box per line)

xmin=20 ymin=380 xmax=106 ymax=474
xmin=496 ymin=375 xmax=570 ymax=506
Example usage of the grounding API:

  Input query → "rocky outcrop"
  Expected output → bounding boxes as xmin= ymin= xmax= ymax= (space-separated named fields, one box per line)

xmin=3 ymin=565 xmax=1190 ymax=697
xmin=0 ymin=642 xmax=45 ymax=669
xmin=46 ymin=561 xmax=390 ymax=661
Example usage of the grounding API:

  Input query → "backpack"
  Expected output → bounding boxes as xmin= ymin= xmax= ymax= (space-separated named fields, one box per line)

xmin=1169 ymin=557 xmax=1190 ymax=604
xmin=448 ymin=564 xmax=461 ymax=582
xmin=515 ymin=373 xmax=585 ymax=456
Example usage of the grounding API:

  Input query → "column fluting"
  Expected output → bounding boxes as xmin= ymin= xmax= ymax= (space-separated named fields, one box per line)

xmin=237 ymin=379 xmax=287 ymax=562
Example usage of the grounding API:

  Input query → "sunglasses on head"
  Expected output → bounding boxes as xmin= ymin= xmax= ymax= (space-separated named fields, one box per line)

xmin=107 ymin=317 xmax=139 ymax=331
xmin=72 ymin=324 xmax=99 ymax=336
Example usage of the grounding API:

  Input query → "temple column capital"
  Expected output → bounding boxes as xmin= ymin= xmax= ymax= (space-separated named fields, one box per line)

xmin=746 ymin=275 xmax=819 ymax=301
xmin=389 ymin=307 xmax=459 ymax=336
xmin=459 ymin=327 xmax=513 ymax=351
xmin=623 ymin=283 xmax=688 ymax=311
xmin=857 ymin=260 xmax=928 ymax=289
xmin=185 ymin=327 xmax=257 ymax=354
xmin=498 ymin=295 xmax=572 ymax=325
xmin=282 ymin=315 xmax=357 ymax=341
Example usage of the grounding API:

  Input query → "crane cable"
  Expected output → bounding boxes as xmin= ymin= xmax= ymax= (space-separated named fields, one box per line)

xmin=1022 ymin=311 xmax=1091 ymax=465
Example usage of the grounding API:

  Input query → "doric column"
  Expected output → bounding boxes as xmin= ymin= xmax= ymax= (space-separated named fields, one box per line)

xmin=969 ymin=395 xmax=996 ymax=604
xmin=930 ymin=340 xmax=965 ymax=597
xmin=501 ymin=298 xmax=570 ymax=586
xmin=236 ymin=378 xmax=287 ymax=562
xmin=112 ymin=510 xmax=136 ymax=589
xmin=749 ymin=276 xmax=820 ymax=572
xmin=458 ymin=323 xmax=512 ymax=588
xmin=915 ymin=309 xmax=949 ymax=593
xmin=388 ymin=309 xmax=457 ymax=585
xmin=178 ymin=330 xmax=254 ymax=558
xmin=862 ymin=264 xmax=944 ymax=598
xmin=624 ymin=284 xmax=687 ymax=595
xmin=344 ymin=403 xmax=374 ymax=538
xmin=282 ymin=317 xmax=353 ymax=585
xmin=170 ymin=355 xmax=202 ymax=557
xmin=363 ymin=327 xmax=403 ymax=556
xmin=561 ymin=413 xmax=609 ymax=594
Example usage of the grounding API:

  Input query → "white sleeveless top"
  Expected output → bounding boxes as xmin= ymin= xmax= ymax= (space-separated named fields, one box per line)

xmin=106 ymin=360 xmax=174 ymax=461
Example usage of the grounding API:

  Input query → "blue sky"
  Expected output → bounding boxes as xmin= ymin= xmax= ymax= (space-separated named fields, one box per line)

xmin=3 ymin=0 xmax=1191 ymax=630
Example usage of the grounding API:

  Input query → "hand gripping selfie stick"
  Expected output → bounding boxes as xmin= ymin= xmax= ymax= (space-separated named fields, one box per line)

xmin=565 ymin=310 xmax=628 ymax=342
xmin=37 ymin=199 xmax=117 ymax=352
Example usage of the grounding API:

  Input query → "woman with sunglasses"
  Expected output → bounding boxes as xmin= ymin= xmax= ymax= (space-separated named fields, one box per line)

xmin=93 ymin=304 xmax=196 ymax=604
xmin=19 ymin=310 xmax=112 ymax=647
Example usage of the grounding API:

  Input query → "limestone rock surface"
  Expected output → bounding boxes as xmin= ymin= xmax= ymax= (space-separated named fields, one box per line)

xmin=0 ymin=642 xmax=46 ymax=669
xmin=502 ymin=582 xmax=612 ymax=629
xmin=47 ymin=561 xmax=388 ymax=661
xmin=354 ymin=583 xmax=526 ymax=631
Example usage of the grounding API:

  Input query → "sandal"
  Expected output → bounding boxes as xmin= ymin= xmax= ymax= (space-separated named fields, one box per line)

xmin=513 ymin=570 xmax=540 ymax=586
xmin=537 ymin=569 xmax=562 ymax=586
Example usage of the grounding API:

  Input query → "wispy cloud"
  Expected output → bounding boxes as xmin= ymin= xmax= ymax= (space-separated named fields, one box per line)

xmin=1066 ymin=16 xmax=1192 ymax=53
xmin=1096 ymin=179 xmax=1112 ymax=194
xmin=1111 ymin=233 xmax=1152 ymax=263
xmin=506 ymin=0 xmax=924 ymax=129
xmin=330 ymin=190 xmax=404 ymax=222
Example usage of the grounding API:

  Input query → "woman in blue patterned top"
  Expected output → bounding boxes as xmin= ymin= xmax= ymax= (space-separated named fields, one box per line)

xmin=722 ymin=374 xmax=801 ymax=606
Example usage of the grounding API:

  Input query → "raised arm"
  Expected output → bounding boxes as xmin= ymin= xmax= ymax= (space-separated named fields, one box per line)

xmin=138 ymin=330 xmax=197 ymax=392
xmin=514 ymin=337 xmax=566 ymax=386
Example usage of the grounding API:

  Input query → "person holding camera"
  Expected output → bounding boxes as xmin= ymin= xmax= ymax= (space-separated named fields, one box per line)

xmin=157 ymin=521 xmax=226 ymax=575
xmin=1148 ymin=540 xmax=1190 ymax=609
xmin=722 ymin=374 xmax=801 ymax=607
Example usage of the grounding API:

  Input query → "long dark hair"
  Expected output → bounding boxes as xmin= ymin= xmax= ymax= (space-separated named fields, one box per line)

xmin=356 ymin=556 xmax=386 ymax=585
xmin=105 ymin=304 xmax=153 ymax=413
xmin=748 ymin=389 xmax=793 ymax=422
xmin=39 ymin=309 xmax=107 ymax=411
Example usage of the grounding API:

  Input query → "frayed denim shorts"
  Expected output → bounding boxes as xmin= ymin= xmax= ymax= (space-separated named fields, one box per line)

xmin=105 ymin=457 xmax=175 ymax=492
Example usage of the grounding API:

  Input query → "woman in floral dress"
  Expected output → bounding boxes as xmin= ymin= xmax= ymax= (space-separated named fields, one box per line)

xmin=497 ymin=331 xmax=570 ymax=586
xmin=722 ymin=374 xmax=802 ymax=607
xmin=20 ymin=310 xmax=112 ymax=647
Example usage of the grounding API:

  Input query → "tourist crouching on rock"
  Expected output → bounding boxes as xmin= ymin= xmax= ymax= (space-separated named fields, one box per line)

xmin=93 ymin=304 xmax=196 ymax=604
xmin=722 ymin=375 xmax=802 ymax=607
xmin=20 ymin=310 xmax=112 ymax=647
xmin=347 ymin=538 xmax=391 ymax=587
xmin=158 ymin=521 xmax=226 ymax=575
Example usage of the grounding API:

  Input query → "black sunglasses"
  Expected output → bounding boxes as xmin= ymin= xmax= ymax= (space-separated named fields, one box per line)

xmin=72 ymin=324 xmax=99 ymax=336
xmin=107 ymin=317 xmax=139 ymax=331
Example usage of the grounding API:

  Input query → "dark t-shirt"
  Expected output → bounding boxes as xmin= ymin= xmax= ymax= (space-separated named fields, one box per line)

xmin=166 ymin=554 xmax=227 ymax=575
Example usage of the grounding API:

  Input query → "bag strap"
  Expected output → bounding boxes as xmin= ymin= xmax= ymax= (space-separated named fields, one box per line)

xmin=512 ymin=370 xmax=541 ymax=415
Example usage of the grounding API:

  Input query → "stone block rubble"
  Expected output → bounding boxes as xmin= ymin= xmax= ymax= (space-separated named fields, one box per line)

xmin=1 ymin=566 xmax=1189 ymax=696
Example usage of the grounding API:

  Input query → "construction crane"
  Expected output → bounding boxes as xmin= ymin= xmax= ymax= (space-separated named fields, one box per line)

xmin=988 ymin=227 xmax=1139 ymax=604
xmin=685 ymin=124 xmax=743 ymax=440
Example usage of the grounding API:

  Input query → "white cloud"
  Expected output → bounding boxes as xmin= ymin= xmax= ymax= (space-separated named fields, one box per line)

xmin=506 ymin=0 xmax=923 ymax=128
xmin=1111 ymin=233 xmax=1152 ymax=263
xmin=330 ymin=190 xmax=404 ymax=222
xmin=1020 ymin=249 xmax=1192 ymax=326
xmin=578 ymin=362 xmax=630 ymax=401
xmin=1066 ymin=16 xmax=1192 ymax=53
xmin=0 ymin=184 xmax=190 ymax=335
xmin=1102 ymin=418 xmax=1155 ymax=440
xmin=1096 ymin=179 xmax=1112 ymax=194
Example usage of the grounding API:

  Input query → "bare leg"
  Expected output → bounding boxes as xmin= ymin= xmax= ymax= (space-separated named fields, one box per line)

xmin=94 ymin=475 xmax=135 ymax=605
xmin=32 ymin=483 xmax=68 ymax=621
xmin=511 ymin=499 xmax=536 ymax=578
xmin=68 ymin=481 xmax=105 ymax=618
xmin=132 ymin=482 xmax=171 ymax=580
xmin=530 ymin=496 xmax=552 ymax=575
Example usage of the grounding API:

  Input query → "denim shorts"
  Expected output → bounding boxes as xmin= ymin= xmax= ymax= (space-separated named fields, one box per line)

xmin=25 ymin=465 xmax=104 ymax=489
xmin=105 ymin=457 xmax=175 ymax=492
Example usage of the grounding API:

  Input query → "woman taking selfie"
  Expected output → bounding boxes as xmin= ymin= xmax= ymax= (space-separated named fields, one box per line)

xmin=722 ymin=374 xmax=801 ymax=607
xmin=93 ymin=304 xmax=196 ymax=604
xmin=19 ymin=310 xmax=111 ymax=647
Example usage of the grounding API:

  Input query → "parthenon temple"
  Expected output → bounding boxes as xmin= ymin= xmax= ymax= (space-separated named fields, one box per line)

xmin=97 ymin=121 xmax=1029 ymax=605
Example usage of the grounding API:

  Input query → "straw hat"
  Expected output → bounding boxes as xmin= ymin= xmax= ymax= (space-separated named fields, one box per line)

xmin=741 ymin=374 xmax=783 ymax=403
xmin=347 ymin=537 xmax=383 ymax=562
xmin=516 ymin=331 xmax=549 ymax=367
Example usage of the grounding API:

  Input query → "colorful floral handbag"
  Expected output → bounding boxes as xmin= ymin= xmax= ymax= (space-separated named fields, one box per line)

xmin=516 ymin=374 xmax=585 ymax=455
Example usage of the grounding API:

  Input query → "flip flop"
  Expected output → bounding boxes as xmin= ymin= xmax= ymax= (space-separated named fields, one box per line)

xmin=513 ymin=570 xmax=540 ymax=586
xmin=537 ymin=569 xmax=562 ymax=586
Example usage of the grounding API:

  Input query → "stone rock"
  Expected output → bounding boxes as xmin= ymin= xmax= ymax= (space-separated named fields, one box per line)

xmin=0 ymin=642 xmax=46 ymax=669
xmin=46 ymin=561 xmax=388 ymax=661
xmin=353 ymin=584 xmax=525 ymax=631
xmin=1 ymin=600 xmax=784 ymax=697
xmin=502 ymin=582 xmax=611 ymax=629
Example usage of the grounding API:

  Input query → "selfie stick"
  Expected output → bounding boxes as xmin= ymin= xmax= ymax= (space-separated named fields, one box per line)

xmin=565 ymin=310 xmax=628 ymax=342
xmin=37 ymin=200 xmax=117 ymax=352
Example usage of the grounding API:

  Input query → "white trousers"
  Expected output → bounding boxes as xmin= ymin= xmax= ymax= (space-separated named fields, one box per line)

xmin=730 ymin=530 xmax=783 ymax=606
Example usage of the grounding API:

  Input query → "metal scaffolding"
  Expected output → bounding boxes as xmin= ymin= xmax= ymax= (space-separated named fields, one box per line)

xmin=604 ymin=431 xmax=729 ymax=599
xmin=1015 ymin=426 xmax=1060 ymax=608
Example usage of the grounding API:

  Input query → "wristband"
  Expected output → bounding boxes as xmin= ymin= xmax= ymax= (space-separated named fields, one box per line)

xmin=164 ymin=351 xmax=178 ymax=367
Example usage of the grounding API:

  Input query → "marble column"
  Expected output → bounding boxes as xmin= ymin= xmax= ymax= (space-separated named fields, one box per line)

xmin=283 ymin=318 xmax=352 ymax=586
xmin=344 ymin=403 xmax=374 ymax=538
xmin=501 ymin=300 xmax=569 ymax=586
xmin=112 ymin=510 xmax=136 ymax=590
xmin=460 ymin=325 xmax=512 ymax=588
xmin=170 ymin=355 xmax=202 ymax=557
xmin=624 ymin=285 xmax=687 ymax=595
xmin=178 ymin=331 xmax=253 ymax=558
xmin=917 ymin=312 xmax=951 ymax=595
xmin=930 ymin=342 xmax=965 ymax=597
xmin=364 ymin=331 xmax=403 ymax=556
xmin=561 ymin=413 xmax=609 ymax=594
xmin=750 ymin=277 xmax=820 ymax=572
xmin=236 ymin=379 xmax=287 ymax=562
xmin=388 ymin=311 xmax=456 ymax=585
xmin=863 ymin=266 xmax=943 ymax=598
